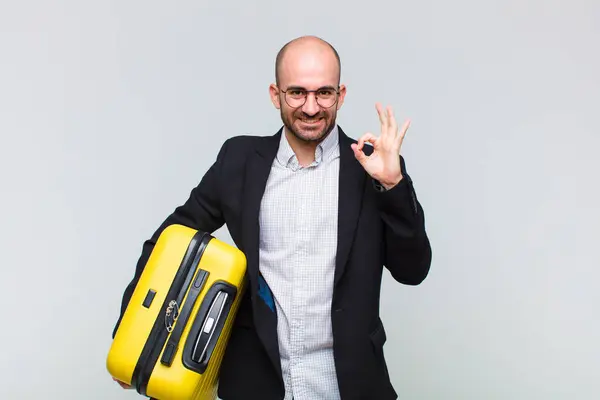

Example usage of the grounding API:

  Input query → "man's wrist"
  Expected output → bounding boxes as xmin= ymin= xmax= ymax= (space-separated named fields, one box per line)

xmin=373 ymin=175 xmax=403 ymax=191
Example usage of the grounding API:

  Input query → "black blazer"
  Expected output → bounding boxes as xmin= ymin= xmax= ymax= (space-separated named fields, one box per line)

xmin=113 ymin=126 xmax=432 ymax=400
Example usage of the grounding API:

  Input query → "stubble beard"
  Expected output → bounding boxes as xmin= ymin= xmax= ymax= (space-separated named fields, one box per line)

xmin=281 ymin=109 xmax=337 ymax=144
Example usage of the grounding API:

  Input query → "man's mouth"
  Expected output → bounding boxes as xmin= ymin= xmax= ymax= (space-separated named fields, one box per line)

xmin=300 ymin=118 xmax=322 ymax=125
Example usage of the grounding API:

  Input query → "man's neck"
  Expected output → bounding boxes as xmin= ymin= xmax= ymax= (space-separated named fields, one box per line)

xmin=284 ymin=129 xmax=322 ymax=167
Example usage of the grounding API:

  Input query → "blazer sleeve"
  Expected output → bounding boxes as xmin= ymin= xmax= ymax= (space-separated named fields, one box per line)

xmin=374 ymin=155 xmax=432 ymax=285
xmin=112 ymin=139 xmax=230 ymax=338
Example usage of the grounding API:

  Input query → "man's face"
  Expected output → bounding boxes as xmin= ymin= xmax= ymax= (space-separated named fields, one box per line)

xmin=270 ymin=45 xmax=346 ymax=143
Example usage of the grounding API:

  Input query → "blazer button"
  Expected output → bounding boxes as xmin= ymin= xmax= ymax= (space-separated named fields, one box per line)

xmin=334 ymin=308 xmax=343 ymax=313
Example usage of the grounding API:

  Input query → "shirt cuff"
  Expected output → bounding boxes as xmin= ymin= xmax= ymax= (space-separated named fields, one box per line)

xmin=372 ymin=179 xmax=387 ymax=192
xmin=372 ymin=178 xmax=407 ymax=193
xmin=372 ymin=176 xmax=417 ymax=216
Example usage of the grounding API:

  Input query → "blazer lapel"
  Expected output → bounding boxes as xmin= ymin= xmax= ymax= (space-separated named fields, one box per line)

xmin=240 ymin=128 xmax=282 ymax=380
xmin=241 ymin=131 xmax=280 ymax=291
xmin=334 ymin=127 xmax=367 ymax=288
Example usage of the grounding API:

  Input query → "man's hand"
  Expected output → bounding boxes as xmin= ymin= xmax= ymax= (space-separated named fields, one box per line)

xmin=351 ymin=103 xmax=410 ymax=190
xmin=113 ymin=377 xmax=132 ymax=389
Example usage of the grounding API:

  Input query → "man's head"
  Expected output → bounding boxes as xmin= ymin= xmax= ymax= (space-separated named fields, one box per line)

xmin=269 ymin=36 xmax=347 ymax=144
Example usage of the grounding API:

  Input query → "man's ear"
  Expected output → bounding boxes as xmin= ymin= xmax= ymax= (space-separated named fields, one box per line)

xmin=336 ymin=84 xmax=347 ymax=110
xmin=269 ymin=83 xmax=281 ymax=109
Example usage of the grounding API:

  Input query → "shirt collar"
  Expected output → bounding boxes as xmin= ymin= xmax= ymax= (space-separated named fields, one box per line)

xmin=277 ymin=125 xmax=340 ymax=171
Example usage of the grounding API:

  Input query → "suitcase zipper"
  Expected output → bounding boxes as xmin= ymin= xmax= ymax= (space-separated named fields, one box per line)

xmin=131 ymin=230 xmax=211 ymax=396
xmin=159 ymin=267 xmax=210 ymax=366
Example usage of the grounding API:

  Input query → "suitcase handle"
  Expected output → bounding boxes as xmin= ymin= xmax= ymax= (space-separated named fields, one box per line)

xmin=182 ymin=281 xmax=237 ymax=374
xmin=191 ymin=290 xmax=229 ymax=363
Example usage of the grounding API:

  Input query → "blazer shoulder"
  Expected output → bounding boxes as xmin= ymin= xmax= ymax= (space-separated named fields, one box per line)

xmin=222 ymin=134 xmax=264 ymax=150
xmin=225 ymin=133 xmax=276 ymax=150
xmin=217 ymin=133 xmax=279 ymax=159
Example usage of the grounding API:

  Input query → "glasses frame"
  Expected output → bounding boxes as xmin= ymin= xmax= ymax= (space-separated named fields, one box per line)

xmin=279 ymin=85 xmax=340 ymax=109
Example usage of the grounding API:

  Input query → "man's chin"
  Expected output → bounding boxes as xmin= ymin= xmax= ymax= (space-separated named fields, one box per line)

xmin=290 ymin=128 xmax=327 ymax=143
xmin=292 ymin=122 xmax=330 ymax=142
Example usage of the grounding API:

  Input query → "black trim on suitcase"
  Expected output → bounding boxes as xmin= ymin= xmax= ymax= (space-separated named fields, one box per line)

xmin=181 ymin=280 xmax=238 ymax=374
xmin=160 ymin=268 xmax=210 ymax=366
xmin=130 ymin=230 xmax=212 ymax=396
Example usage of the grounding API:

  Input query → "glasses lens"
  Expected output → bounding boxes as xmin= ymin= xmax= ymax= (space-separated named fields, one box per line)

xmin=316 ymin=89 xmax=337 ymax=108
xmin=285 ymin=90 xmax=306 ymax=107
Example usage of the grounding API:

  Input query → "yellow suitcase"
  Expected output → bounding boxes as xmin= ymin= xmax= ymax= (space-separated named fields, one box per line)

xmin=106 ymin=224 xmax=247 ymax=400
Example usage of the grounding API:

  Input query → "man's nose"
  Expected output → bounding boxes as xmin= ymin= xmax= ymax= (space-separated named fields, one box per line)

xmin=301 ymin=93 xmax=320 ymax=116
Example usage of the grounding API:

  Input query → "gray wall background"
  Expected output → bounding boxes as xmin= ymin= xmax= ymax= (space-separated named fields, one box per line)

xmin=1 ymin=0 xmax=598 ymax=399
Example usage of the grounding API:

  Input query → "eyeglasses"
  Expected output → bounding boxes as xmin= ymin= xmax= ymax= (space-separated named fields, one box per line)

xmin=280 ymin=86 xmax=339 ymax=108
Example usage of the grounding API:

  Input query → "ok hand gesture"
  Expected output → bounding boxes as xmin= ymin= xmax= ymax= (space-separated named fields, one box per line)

xmin=351 ymin=103 xmax=410 ymax=190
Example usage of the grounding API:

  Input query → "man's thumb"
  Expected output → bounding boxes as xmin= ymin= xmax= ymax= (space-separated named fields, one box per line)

xmin=351 ymin=143 xmax=367 ymax=163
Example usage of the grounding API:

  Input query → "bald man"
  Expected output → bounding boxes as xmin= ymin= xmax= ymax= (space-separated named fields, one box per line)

xmin=112 ymin=36 xmax=432 ymax=400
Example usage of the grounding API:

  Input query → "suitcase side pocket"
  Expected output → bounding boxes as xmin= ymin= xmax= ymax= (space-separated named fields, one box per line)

xmin=182 ymin=281 xmax=238 ymax=374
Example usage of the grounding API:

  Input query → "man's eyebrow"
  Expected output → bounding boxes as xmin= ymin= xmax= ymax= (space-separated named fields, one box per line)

xmin=318 ymin=85 xmax=338 ymax=91
xmin=285 ymin=85 xmax=337 ymax=91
